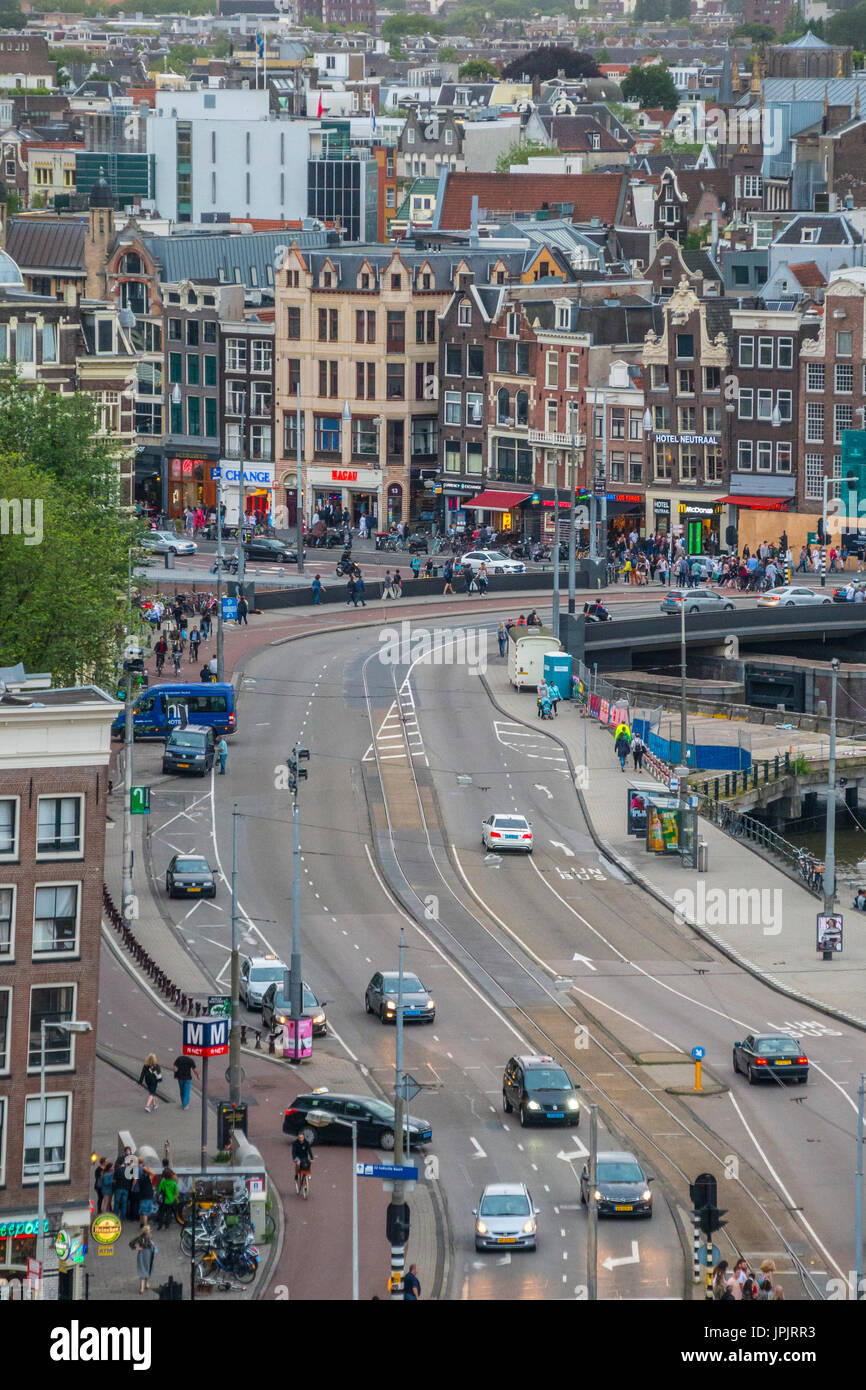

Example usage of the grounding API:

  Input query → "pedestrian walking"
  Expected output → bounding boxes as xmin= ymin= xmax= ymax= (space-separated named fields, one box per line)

xmin=130 ymin=1226 xmax=157 ymax=1295
xmin=113 ymin=1148 xmax=134 ymax=1221
xmin=208 ymin=654 xmax=218 ymax=680
xmin=237 ymin=594 xmax=249 ymax=626
xmin=346 ymin=575 xmax=358 ymax=607
xmin=497 ymin=623 xmax=507 ymax=658
xmin=155 ymin=1168 xmax=179 ymax=1230
xmin=200 ymin=612 xmax=212 ymax=642
xmin=477 ymin=563 xmax=489 ymax=596
xmin=393 ymin=570 xmax=403 ymax=598
xmin=173 ymin=1054 xmax=199 ymax=1109
xmin=443 ymin=560 xmax=454 ymax=595
xmin=403 ymin=1264 xmax=421 ymax=1300
xmin=135 ymin=1166 xmax=156 ymax=1226
xmin=188 ymin=626 xmax=200 ymax=664
xmin=614 ymin=728 xmax=631 ymax=772
xmin=631 ymin=734 xmax=645 ymax=771
xmin=216 ymin=736 xmax=228 ymax=775
xmin=100 ymin=1156 xmax=115 ymax=1212
xmin=548 ymin=681 xmax=561 ymax=716
xmin=355 ymin=570 xmax=367 ymax=607
xmin=382 ymin=569 xmax=394 ymax=599
xmin=311 ymin=574 xmax=323 ymax=604
xmin=410 ymin=553 xmax=420 ymax=579
xmin=94 ymin=1157 xmax=107 ymax=1212
xmin=138 ymin=1053 xmax=161 ymax=1112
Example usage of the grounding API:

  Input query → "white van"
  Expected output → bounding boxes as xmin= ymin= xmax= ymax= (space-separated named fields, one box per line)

xmin=507 ymin=629 xmax=562 ymax=690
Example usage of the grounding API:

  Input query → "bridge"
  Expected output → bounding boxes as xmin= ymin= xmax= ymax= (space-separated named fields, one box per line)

xmin=577 ymin=604 xmax=866 ymax=671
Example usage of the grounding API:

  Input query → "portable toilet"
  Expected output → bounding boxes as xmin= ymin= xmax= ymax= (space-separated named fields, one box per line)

xmin=543 ymin=651 xmax=573 ymax=699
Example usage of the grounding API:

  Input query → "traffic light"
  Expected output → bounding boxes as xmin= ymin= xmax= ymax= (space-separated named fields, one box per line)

xmin=386 ymin=1202 xmax=410 ymax=1245
xmin=690 ymin=1172 xmax=717 ymax=1211
xmin=287 ymin=746 xmax=310 ymax=793
xmin=699 ymin=1204 xmax=727 ymax=1238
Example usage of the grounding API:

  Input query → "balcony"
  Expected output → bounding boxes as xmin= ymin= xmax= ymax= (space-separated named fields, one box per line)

xmin=527 ymin=429 xmax=587 ymax=449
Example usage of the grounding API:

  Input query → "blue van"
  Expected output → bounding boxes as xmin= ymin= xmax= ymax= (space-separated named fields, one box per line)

xmin=111 ymin=683 xmax=236 ymax=739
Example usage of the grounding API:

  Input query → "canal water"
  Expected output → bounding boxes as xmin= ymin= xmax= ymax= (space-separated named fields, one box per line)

xmin=785 ymin=808 xmax=866 ymax=890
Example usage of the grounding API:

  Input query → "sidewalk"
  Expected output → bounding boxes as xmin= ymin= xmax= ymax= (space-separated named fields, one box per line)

xmin=484 ymin=664 xmax=866 ymax=1029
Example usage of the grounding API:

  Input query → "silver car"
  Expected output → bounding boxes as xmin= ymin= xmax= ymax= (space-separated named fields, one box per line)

xmin=660 ymin=589 xmax=733 ymax=615
xmin=239 ymin=954 xmax=287 ymax=1009
xmin=140 ymin=530 xmax=197 ymax=556
xmin=482 ymin=812 xmax=533 ymax=852
xmin=460 ymin=550 xmax=525 ymax=575
xmin=758 ymin=586 xmax=832 ymax=608
xmin=474 ymin=1182 xmax=538 ymax=1252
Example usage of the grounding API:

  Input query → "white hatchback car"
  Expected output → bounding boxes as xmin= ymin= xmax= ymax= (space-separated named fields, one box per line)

xmin=482 ymin=813 xmax=533 ymax=853
xmin=474 ymin=1182 xmax=538 ymax=1252
xmin=460 ymin=550 xmax=525 ymax=575
xmin=140 ymin=530 xmax=197 ymax=556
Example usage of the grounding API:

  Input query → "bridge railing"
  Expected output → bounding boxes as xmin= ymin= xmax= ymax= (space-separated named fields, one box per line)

xmin=696 ymin=754 xmax=793 ymax=801
xmin=698 ymin=800 xmax=824 ymax=897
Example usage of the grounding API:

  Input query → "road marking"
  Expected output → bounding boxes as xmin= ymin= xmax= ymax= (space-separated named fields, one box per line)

xmin=550 ymin=840 xmax=574 ymax=857
xmin=534 ymin=784 xmax=553 ymax=799
xmin=603 ymin=1241 xmax=639 ymax=1271
xmin=496 ymin=1254 xmax=511 ymax=1266
xmin=572 ymin=954 xmax=596 ymax=971
xmin=469 ymin=1137 xmax=487 ymax=1160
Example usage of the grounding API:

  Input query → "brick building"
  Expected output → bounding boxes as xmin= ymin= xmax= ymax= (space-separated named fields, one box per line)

xmin=0 ymin=680 xmax=118 ymax=1299
xmin=797 ymin=268 xmax=866 ymax=523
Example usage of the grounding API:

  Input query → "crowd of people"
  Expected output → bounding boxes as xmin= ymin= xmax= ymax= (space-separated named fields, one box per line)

xmin=711 ymin=1257 xmax=784 ymax=1301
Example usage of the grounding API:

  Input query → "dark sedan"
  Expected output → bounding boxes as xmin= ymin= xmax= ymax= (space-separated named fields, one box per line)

xmin=261 ymin=981 xmax=328 ymax=1036
xmin=243 ymin=537 xmax=303 ymax=563
xmin=733 ymin=1033 xmax=809 ymax=1085
xmin=364 ymin=971 xmax=436 ymax=1024
xmin=283 ymin=1092 xmax=432 ymax=1151
xmin=580 ymin=1151 xmax=653 ymax=1217
xmin=165 ymin=854 xmax=217 ymax=899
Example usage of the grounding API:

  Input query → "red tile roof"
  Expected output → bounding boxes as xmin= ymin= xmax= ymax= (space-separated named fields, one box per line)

xmin=437 ymin=171 xmax=628 ymax=229
xmin=789 ymin=261 xmax=826 ymax=289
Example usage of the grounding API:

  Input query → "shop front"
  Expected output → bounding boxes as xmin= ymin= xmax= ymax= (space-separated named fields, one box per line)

xmin=442 ymin=480 xmax=476 ymax=531
xmin=0 ymin=1207 xmax=90 ymax=1300
xmin=651 ymin=496 xmax=671 ymax=538
xmin=167 ymin=451 xmax=220 ymax=520
xmin=718 ymin=477 xmax=795 ymax=553
xmin=307 ymin=465 xmax=383 ymax=532
xmin=214 ymin=461 xmax=275 ymax=529
xmin=676 ymin=498 xmax=724 ymax=555
xmin=463 ymin=487 xmax=532 ymax=534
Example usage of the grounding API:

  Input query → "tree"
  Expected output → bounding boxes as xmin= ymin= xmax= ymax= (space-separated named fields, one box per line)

xmin=458 ymin=58 xmax=498 ymax=79
xmin=438 ymin=45 xmax=458 ymax=61
xmin=731 ymin=20 xmax=777 ymax=40
xmin=495 ymin=139 xmax=559 ymax=171
xmin=828 ymin=3 xmax=865 ymax=44
xmin=633 ymin=0 xmax=669 ymax=21
xmin=596 ymin=47 xmax=612 ymax=63
xmin=621 ymin=63 xmax=679 ymax=110
xmin=501 ymin=45 xmax=601 ymax=81
xmin=381 ymin=13 xmax=445 ymax=40
xmin=669 ymin=0 xmax=690 ymax=17
xmin=166 ymin=42 xmax=200 ymax=76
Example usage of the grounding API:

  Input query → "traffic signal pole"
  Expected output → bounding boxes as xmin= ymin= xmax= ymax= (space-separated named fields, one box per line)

xmin=389 ymin=929 xmax=408 ymax=1300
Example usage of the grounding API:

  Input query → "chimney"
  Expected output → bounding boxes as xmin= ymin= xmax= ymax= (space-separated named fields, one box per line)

xmin=470 ymin=194 xmax=479 ymax=247
xmin=711 ymin=211 xmax=718 ymax=260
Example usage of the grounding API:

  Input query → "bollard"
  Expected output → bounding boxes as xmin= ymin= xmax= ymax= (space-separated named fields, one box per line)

xmin=255 ymin=1030 xmax=262 ymax=1050
xmin=240 ymin=1025 xmax=248 ymax=1046
xmin=268 ymin=1032 xmax=275 ymax=1056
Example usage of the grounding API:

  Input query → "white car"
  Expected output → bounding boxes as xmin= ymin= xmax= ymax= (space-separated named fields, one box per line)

xmin=140 ymin=530 xmax=197 ymax=556
xmin=758 ymin=586 xmax=831 ymax=608
xmin=460 ymin=550 xmax=525 ymax=575
xmin=474 ymin=1182 xmax=538 ymax=1252
xmin=482 ymin=812 xmax=533 ymax=853
xmin=239 ymin=953 xmax=287 ymax=1010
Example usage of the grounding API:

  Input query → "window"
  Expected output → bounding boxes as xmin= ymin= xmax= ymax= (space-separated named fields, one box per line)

xmin=390 ymin=274 xmax=401 ymax=290
xmin=187 ymin=355 xmax=200 ymax=386
xmin=386 ymin=363 xmax=405 ymax=400
xmin=15 ymin=322 xmax=33 ymax=362
xmin=757 ymin=389 xmax=773 ymax=421
xmin=0 ymin=799 xmax=19 ymax=860
xmin=737 ymin=439 xmax=753 ymax=471
xmin=187 ymin=396 xmax=200 ymax=437
xmin=738 ymin=388 xmax=753 ymax=420
xmin=0 ymin=886 xmax=11 ymax=958
xmin=516 ymin=343 xmax=530 ymax=375
xmin=284 ymin=412 xmax=305 ymax=457
xmin=678 ymin=368 xmax=695 ymax=395
xmin=445 ymin=344 xmax=462 ymax=377
xmin=355 ymin=309 xmax=366 ymax=343
xmin=287 ymin=307 xmax=301 ymax=340
xmin=777 ymin=337 xmax=793 ymax=369
xmin=0 ymin=989 xmax=7 ymax=1074
xmin=758 ymin=337 xmax=773 ymax=368
xmin=743 ymin=174 xmax=762 ymax=199
xmin=226 ymin=339 xmax=247 ymax=372
xmin=680 ymin=451 xmax=698 ymax=481
xmin=777 ymin=441 xmax=792 ymax=472
xmin=386 ymin=419 xmax=404 ymax=459
xmin=564 ymin=353 xmax=580 ymax=391
xmin=609 ymin=451 xmax=625 ymax=483
xmin=388 ymin=311 xmax=406 ymax=352
xmin=703 ymin=366 xmax=721 ymax=392
xmin=33 ymin=884 xmax=79 ymax=957
xmin=329 ymin=309 xmax=338 ymax=341
xmin=629 ymin=410 xmax=643 ymax=440
xmin=800 ymin=226 xmax=817 ymax=244
xmin=205 ymin=398 xmax=217 ymax=438
xmin=805 ymin=453 xmax=823 ymax=500
xmin=806 ymin=402 xmax=825 ymax=443
xmin=314 ymin=416 xmax=340 ymax=453
xmin=651 ymin=365 xmax=668 ymax=390
xmin=23 ymin=1093 xmax=70 ymax=1180
xmin=497 ymin=341 xmax=511 ymax=373
xmin=444 ymin=440 xmax=460 ymax=473
xmin=556 ymin=303 xmax=570 ymax=330
xmin=806 ymin=362 xmax=825 ymax=392
xmin=545 ymin=352 xmax=558 ymax=389
xmin=776 ymin=389 xmax=792 ymax=423
xmin=497 ymin=387 xmax=511 ymax=425
xmin=494 ymin=438 xmax=532 ymax=483
xmin=36 ymin=797 xmax=82 ymax=857
xmin=756 ymin=440 xmax=773 ymax=471
xmin=835 ymin=403 xmax=853 ymax=443
xmin=250 ymin=424 xmax=271 ymax=460
xmin=610 ymin=407 xmax=625 ymax=439
xmin=352 ymin=418 xmax=378 ymax=459
xmin=204 ymin=355 xmax=217 ymax=388
xmin=186 ymin=319 xmax=199 ymax=347
xmin=629 ymin=452 xmax=643 ymax=484
xmin=317 ymin=308 xmax=327 ymax=342
xmin=466 ymin=392 xmax=483 ymax=425
xmin=318 ymin=360 xmax=338 ymax=399
xmin=467 ymin=345 xmax=484 ymax=378
xmin=837 ymin=331 xmax=852 ymax=357
xmin=466 ymin=441 xmax=483 ymax=474
xmin=406 ymin=128 xmax=415 ymax=145
xmin=506 ymin=312 xmax=519 ymax=338
xmin=704 ymin=406 xmax=721 ymax=433
xmin=444 ymin=390 xmax=461 ymax=425
xmin=251 ymin=382 xmax=271 ymax=417
xmin=836 ymin=363 xmax=854 ymax=394
xmin=458 ymin=299 xmax=472 ymax=327
xmin=547 ymin=401 xmax=559 ymax=435
xmin=515 ymin=389 xmax=528 ymax=426
xmin=29 ymin=985 xmax=76 ymax=1069
xmin=654 ymin=445 xmax=673 ymax=480
xmin=679 ymin=406 xmax=696 ymax=432
xmin=654 ymin=404 xmax=671 ymax=430
xmin=675 ymin=332 xmax=694 ymax=359
xmin=411 ymin=418 xmax=437 ymax=457
xmin=705 ymin=448 xmax=723 ymax=483
xmin=424 ymin=309 xmax=436 ymax=343
xmin=738 ymin=337 xmax=754 ymax=368
xmin=251 ymin=340 xmax=271 ymax=374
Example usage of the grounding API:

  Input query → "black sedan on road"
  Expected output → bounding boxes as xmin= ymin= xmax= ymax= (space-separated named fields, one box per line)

xmin=283 ymin=1093 xmax=432 ymax=1151
xmin=243 ymin=537 xmax=303 ymax=563
xmin=580 ymin=1151 xmax=654 ymax=1217
xmin=165 ymin=854 xmax=217 ymax=898
xmin=364 ymin=971 xmax=436 ymax=1024
xmin=732 ymin=1033 xmax=809 ymax=1084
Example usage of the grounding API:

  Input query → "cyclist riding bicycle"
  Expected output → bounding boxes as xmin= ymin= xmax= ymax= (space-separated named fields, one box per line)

xmin=292 ymin=1134 xmax=313 ymax=1189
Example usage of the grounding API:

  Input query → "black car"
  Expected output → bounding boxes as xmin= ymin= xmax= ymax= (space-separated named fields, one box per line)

xmin=364 ymin=970 xmax=436 ymax=1024
xmin=283 ymin=1093 xmax=432 ymax=1151
xmin=165 ymin=854 xmax=217 ymax=898
xmin=502 ymin=1054 xmax=580 ymax=1126
xmin=261 ymin=980 xmax=328 ymax=1036
xmin=832 ymin=581 xmax=866 ymax=603
xmin=243 ymin=537 xmax=302 ymax=563
xmin=580 ymin=1150 xmax=653 ymax=1217
xmin=162 ymin=724 xmax=216 ymax=776
xmin=732 ymin=1033 xmax=809 ymax=1085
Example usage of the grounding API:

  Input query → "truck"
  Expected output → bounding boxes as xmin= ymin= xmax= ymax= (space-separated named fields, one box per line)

xmin=507 ymin=629 xmax=562 ymax=690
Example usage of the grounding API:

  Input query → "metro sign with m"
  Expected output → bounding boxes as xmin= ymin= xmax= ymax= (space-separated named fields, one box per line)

xmin=182 ymin=1016 xmax=229 ymax=1058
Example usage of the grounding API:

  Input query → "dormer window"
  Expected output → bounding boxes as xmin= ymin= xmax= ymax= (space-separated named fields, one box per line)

xmin=407 ymin=127 xmax=415 ymax=144
xmin=800 ymin=226 xmax=817 ymax=243
xmin=444 ymin=128 xmax=453 ymax=145
xmin=458 ymin=299 xmax=471 ymax=326
xmin=507 ymin=311 xmax=519 ymax=338
xmin=322 ymin=272 xmax=332 ymax=287
xmin=556 ymin=303 xmax=570 ymax=330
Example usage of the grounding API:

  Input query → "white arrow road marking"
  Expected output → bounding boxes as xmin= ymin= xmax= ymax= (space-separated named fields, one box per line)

xmin=534 ymin=784 xmax=553 ymax=799
xmin=602 ymin=1241 xmax=640 ymax=1271
xmin=550 ymin=840 xmax=575 ymax=857
xmin=572 ymin=954 xmax=597 ymax=971
xmin=496 ymin=1254 xmax=512 ymax=1266
xmin=557 ymin=1137 xmax=590 ymax=1162
xmin=469 ymin=1137 xmax=487 ymax=1159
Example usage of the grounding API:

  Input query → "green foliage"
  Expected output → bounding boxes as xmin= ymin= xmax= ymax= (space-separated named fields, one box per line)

xmin=596 ymin=46 xmax=612 ymax=62
xmin=389 ymin=43 xmax=408 ymax=59
xmin=458 ymin=58 xmax=498 ymax=79
xmin=0 ymin=379 xmax=138 ymax=686
xmin=828 ymin=3 xmax=864 ymax=44
xmin=501 ymin=44 xmax=601 ymax=80
xmin=621 ymin=63 xmax=679 ymax=110
xmin=731 ymin=20 xmax=777 ymax=40
xmin=438 ymin=44 xmax=458 ymax=61
xmin=166 ymin=42 xmax=200 ymax=75
xmin=495 ymin=139 xmax=559 ymax=171
xmin=381 ymin=12 xmax=446 ymax=40
xmin=5 ymin=191 xmax=19 ymax=216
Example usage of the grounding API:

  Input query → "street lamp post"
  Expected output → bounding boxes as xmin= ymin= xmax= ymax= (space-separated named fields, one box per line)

xmin=342 ymin=401 xmax=352 ymax=538
xmin=286 ymin=744 xmax=309 ymax=1059
xmin=822 ymin=658 xmax=840 ymax=960
xmin=324 ymin=1114 xmax=360 ymax=1300
xmin=552 ymin=438 xmax=561 ymax=639
xmin=37 ymin=1019 xmax=92 ymax=1294
xmin=235 ymin=388 xmax=248 ymax=594
xmin=296 ymin=384 xmax=305 ymax=576
xmin=568 ymin=406 xmax=578 ymax=616
xmin=229 ymin=804 xmax=241 ymax=1111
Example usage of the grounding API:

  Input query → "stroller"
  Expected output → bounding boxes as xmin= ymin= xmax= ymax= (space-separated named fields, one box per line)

xmin=537 ymin=693 xmax=554 ymax=720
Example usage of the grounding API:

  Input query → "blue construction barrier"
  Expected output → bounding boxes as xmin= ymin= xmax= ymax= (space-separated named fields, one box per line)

xmin=632 ymin=718 xmax=751 ymax=772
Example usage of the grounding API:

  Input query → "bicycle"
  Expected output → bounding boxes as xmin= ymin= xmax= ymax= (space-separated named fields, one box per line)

xmin=195 ymin=1237 xmax=259 ymax=1286
xmin=294 ymin=1163 xmax=311 ymax=1199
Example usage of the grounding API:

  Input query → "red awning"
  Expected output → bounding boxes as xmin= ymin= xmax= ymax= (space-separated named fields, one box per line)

xmin=717 ymin=495 xmax=790 ymax=511
xmin=463 ymin=489 xmax=532 ymax=510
